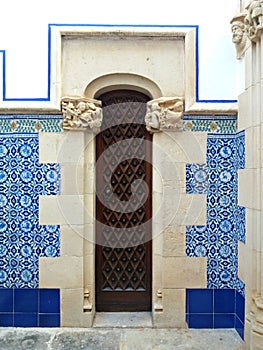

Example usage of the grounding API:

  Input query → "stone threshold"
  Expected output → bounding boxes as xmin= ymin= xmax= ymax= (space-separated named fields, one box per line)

xmin=93 ymin=312 xmax=153 ymax=328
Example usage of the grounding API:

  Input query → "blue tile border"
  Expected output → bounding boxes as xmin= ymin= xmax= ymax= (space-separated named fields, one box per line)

xmin=0 ymin=288 xmax=13 ymax=312
xmin=183 ymin=114 xmax=237 ymax=133
xmin=186 ymin=288 xmax=245 ymax=339
xmin=0 ymin=115 xmax=63 ymax=133
xmin=0 ymin=114 xmax=237 ymax=134
xmin=14 ymin=289 xmax=38 ymax=312
xmin=214 ymin=314 xmax=235 ymax=328
xmin=188 ymin=289 xmax=213 ymax=314
xmin=0 ymin=288 xmax=60 ymax=327
xmin=188 ymin=314 xmax=213 ymax=328
xmin=40 ymin=288 xmax=60 ymax=313
xmin=214 ymin=289 xmax=235 ymax=313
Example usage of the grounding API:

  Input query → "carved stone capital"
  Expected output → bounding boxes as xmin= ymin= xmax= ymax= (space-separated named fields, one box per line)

xmin=145 ymin=97 xmax=184 ymax=133
xmin=244 ymin=0 xmax=263 ymax=42
xmin=61 ymin=97 xmax=102 ymax=132
xmin=230 ymin=13 xmax=250 ymax=59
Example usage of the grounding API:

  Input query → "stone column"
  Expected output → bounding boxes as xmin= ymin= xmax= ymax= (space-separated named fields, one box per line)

xmin=39 ymin=96 xmax=102 ymax=327
xmin=233 ymin=2 xmax=263 ymax=348
xmin=146 ymin=97 xmax=207 ymax=327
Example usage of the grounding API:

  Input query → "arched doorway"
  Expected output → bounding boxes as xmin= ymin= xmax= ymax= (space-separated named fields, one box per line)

xmin=95 ymin=90 xmax=152 ymax=311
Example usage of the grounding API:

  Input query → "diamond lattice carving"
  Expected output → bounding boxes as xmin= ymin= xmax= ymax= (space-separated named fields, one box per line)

xmin=96 ymin=92 xmax=151 ymax=292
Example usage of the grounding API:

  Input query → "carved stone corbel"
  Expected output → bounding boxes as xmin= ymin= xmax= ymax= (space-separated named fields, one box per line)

xmin=61 ymin=97 xmax=102 ymax=132
xmin=145 ymin=97 xmax=184 ymax=133
xmin=244 ymin=0 xmax=263 ymax=42
xmin=230 ymin=13 xmax=250 ymax=59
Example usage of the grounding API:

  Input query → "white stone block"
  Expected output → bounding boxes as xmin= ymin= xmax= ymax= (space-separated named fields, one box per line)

xmin=83 ymin=194 xmax=95 ymax=225
xmin=84 ymin=254 xmax=95 ymax=286
xmin=39 ymin=131 xmax=86 ymax=164
xmin=245 ymin=46 xmax=253 ymax=89
xmin=61 ymin=288 xmax=94 ymax=327
xmin=39 ymin=256 xmax=83 ymax=289
xmin=39 ymin=195 xmax=84 ymax=225
xmin=164 ymin=193 xmax=206 ymax=227
xmin=39 ymin=133 xmax=64 ymax=163
xmin=56 ymin=131 xmax=86 ymax=164
xmin=245 ymin=126 xmax=260 ymax=169
xmin=62 ymin=34 xmax=185 ymax=98
xmin=153 ymin=132 xmax=206 ymax=165
xmin=163 ymin=226 xmax=186 ymax=257
xmin=163 ymin=256 xmax=207 ymax=288
xmin=60 ymin=225 xmax=84 ymax=257
xmin=238 ymin=90 xmax=251 ymax=131
xmin=153 ymin=288 xmax=186 ymax=328
xmin=83 ymin=224 xmax=95 ymax=249
xmin=60 ymin=163 xmax=85 ymax=195
xmin=238 ymin=169 xmax=260 ymax=209
xmin=238 ymin=240 xmax=247 ymax=284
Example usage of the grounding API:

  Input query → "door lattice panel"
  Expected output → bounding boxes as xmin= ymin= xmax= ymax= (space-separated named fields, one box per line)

xmin=96 ymin=91 xmax=152 ymax=309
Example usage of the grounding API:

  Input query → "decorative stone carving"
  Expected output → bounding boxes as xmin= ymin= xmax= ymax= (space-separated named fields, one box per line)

xmin=244 ymin=0 xmax=263 ymax=41
xmin=83 ymin=289 xmax=92 ymax=312
xmin=145 ymin=97 xmax=184 ymax=133
xmin=154 ymin=289 xmax=163 ymax=312
xmin=230 ymin=13 xmax=250 ymax=59
xmin=61 ymin=97 xmax=102 ymax=131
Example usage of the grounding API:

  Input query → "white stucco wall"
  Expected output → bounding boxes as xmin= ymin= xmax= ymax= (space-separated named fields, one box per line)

xmin=0 ymin=0 xmax=240 ymax=103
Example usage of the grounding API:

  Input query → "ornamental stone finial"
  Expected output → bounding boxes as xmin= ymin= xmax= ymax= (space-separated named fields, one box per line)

xmin=145 ymin=97 xmax=184 ymax=133
xmin=61 ymin=97 xmax=102 ymax=132
xmin=230 ymin=13 xmax=250 ymax=59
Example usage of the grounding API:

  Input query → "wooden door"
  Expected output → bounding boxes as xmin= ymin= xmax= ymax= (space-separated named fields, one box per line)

xmin=95 ymin=90 xmax=152 ymax=311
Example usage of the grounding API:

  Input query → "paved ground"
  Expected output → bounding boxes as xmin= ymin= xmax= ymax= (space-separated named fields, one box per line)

xmin=0 ymin=327 xmax=244 ymax=350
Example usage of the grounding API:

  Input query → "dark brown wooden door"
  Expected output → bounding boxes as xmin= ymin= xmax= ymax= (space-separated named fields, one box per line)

xmin=95 ymin=90 xmax=152 ymax=311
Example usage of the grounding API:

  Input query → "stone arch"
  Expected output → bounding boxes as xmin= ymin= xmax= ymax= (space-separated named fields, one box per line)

xmin=84 ymin=73 xmax=162 ymax=100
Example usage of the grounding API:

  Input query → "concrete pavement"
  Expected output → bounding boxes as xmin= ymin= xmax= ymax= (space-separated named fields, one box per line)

xmin=0 ymin=327 xmax=244 ymax=350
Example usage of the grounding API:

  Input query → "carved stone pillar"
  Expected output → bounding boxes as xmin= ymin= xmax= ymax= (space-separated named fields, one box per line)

xmin=233 ymin=1 xmax=263 ymax=347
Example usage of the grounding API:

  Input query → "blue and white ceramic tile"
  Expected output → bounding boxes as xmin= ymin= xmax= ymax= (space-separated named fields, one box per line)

xmin=183 ymin=115 xmax=237 ymax=133
xmin=0 ymin=115 xmax=63 ymax=133
xmin=186 ymin=164 xmax=209 ymax=194
xmin=186 ymin=131 xmax=245 ymax=295
xmin=0 ymin=133 xmax=60 ymax=288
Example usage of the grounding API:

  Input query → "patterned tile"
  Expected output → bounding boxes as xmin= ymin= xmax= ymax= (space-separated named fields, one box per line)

xmin=0 ymin=114 xmax=236 ymax=134
xmin=186 ymin=131 xmax=245 ymax=295
xmin=186 ymin=164 xmax=209 ymax=194
xmin=0 ymin=115 xmax=63 ymax=133
xmin=0 ymin=133 xmax=60 ymax=288
xmin=183 ymin=115 xmax=237 ymax=133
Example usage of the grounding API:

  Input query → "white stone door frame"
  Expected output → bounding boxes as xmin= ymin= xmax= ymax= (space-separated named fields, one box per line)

xmin=38 ymin=26 xmax=209 ymax=327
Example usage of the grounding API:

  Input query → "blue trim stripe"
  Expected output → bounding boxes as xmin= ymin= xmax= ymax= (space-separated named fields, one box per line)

xmin=195 ymin=26 xmax=199 ymax=102
xmin=0 ymin=24 xmax=237 ymax=103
